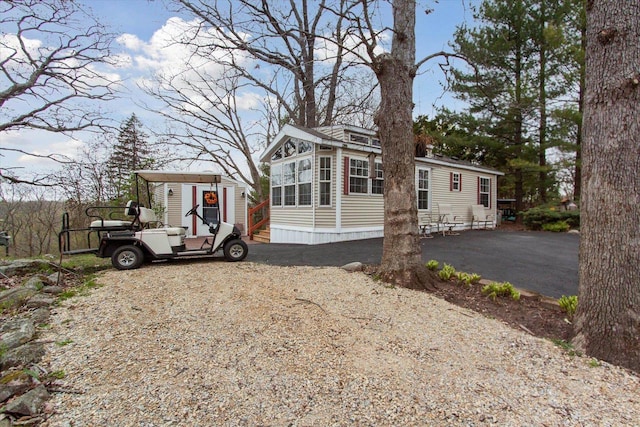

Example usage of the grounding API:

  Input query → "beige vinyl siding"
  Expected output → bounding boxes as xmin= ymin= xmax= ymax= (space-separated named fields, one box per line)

xmin=428 ymin=165 xmax=496 ymax=221
xmin=166 ymin=184 xmax=183 ymax=227
xmin=341 ymin=196 xmax=384 ymax=227
xmin=233 ymin=188 xmax=246 ymax=233
xmin=314 ymin=126 xmax=346 ymax=141
xmin=271 ymin=207 xmax=314 ymax=227
xmin=340 ymin=149 xmax=384 ymax=228
xmin=219 ymin=177 xmax=246 ymax=233
xmin=314 ymin=209 xmax=336 ymax=228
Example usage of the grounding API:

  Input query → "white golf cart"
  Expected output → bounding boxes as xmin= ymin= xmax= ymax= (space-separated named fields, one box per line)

xmin=58 ymin=170 xmax=248 ymax=270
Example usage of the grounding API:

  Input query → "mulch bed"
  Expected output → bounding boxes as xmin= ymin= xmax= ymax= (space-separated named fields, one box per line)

xmin=431 ymin=279 xmax=574 ymax=342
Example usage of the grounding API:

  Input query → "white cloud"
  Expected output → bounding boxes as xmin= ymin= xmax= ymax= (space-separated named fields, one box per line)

xmin=114 ymin=17 xmax=261 ymax=114
xmin=315 ymin=31 xmax=389 ymax=64
xmin=17 ymin=138 xmax=85 ymax=166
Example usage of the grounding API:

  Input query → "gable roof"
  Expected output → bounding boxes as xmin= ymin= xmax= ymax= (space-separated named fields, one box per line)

xmin=259 ymin=124 xmax=343 ymax=162
xmin=260 ymin=124 xmax=503 ymax=176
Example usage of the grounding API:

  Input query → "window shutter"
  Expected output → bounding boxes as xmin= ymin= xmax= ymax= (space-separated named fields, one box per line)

xmin=488 ymin=178 xmax=491 ymax=208
xmin=459 ymin=174 xmax=462 ymax=191
xmin=343 ymin=156 xmax=349 ymax=195
xmin=450 ymin=172 xmax=453 ymax=191
xmin=477 ymin=176 xmax=481 ymax=204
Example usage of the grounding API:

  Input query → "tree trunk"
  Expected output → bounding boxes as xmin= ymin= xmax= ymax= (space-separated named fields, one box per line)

xmin=514 ymin=39 xmax=525 ymax=214
xmin=373 ymin=0 xmax=436 ymax=289
xmin=573 ymin=17 xmax=586 ymax=201
xmin=573 ymin=0 xmax=640 ymax=373
xmin=538 ymin=0 xmax=548 ymax=204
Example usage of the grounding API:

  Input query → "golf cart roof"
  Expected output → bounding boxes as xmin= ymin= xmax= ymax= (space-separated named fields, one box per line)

xmin=135 ymin=170 xmax=222 ymax=184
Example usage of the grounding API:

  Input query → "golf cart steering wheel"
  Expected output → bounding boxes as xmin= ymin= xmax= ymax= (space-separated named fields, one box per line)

xmin=185 ymin=204 xmax=200 ymax=217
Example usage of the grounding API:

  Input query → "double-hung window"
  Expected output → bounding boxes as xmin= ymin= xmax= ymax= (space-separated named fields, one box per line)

xmin=451 ymin=172 xmax=461 ymax=191
xmin=478 ymin=177 xmax=491 ymax=208
xmin=319 ymin=157 xmax=331 ymax=206
xmin=417 ymin=169 xmax=430 ymax=210
xmin=349 ymin=158 xmax=369 ymax=194
xmin=371 ymin=162 xmax=384 ymax=194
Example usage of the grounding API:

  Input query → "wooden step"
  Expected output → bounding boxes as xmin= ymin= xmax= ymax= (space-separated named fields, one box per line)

xmin=252 ymin=227 xmax=270 ymax=243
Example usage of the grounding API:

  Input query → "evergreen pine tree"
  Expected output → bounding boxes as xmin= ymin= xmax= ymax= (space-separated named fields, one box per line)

xmin=106 ymin=114 xmax=155 ymax=203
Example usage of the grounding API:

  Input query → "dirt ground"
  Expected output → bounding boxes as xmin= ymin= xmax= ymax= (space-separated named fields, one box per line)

xmin=430 ymin=279 xmax=574 ymax=342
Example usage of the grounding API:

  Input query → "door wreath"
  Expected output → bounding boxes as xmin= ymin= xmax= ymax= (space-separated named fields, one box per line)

xmin=204 ymin=191 xmax=218 ymax=205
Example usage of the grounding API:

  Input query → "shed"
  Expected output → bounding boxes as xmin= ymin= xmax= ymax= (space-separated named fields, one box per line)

xmin=150 ymin=172 xmax=248 ymax=238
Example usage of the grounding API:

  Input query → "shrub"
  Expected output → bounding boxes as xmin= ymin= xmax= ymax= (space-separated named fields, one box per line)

xmin=438 ymin=263 xmax=456 ymax=281
xmin=455 ymin=272 xmax=482 ymax=287
xmin=481 ymin=281 xmax=521 ymax=301
xmin=522 ymin=207 xmax=580 ymax=230
xmin=542 ymin=221 xmax=570 ymax=232
xmin=426 ymin=259 xmax=440 ymax=271
xmin=558 ymin=295 xmax=578 ymax=319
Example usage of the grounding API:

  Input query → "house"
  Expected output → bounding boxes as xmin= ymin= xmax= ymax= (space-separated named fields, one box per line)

xmin=153 ymin=174 xmax=248 ymax=238
xmin=258 ymin=124 xmax=504 ymax=245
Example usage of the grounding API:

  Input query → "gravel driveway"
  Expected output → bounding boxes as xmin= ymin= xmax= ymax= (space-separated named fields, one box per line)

xmin=43 ymin=262 xmax=638 ymax=426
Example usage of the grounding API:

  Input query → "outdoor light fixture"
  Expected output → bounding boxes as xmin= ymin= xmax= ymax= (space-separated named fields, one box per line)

xmin=168 ymin=188 xmax=174 ymax=196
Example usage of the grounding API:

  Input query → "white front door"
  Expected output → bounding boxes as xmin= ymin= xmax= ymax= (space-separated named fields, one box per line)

xmin=181 ymin=184 xmax=234 ymax=236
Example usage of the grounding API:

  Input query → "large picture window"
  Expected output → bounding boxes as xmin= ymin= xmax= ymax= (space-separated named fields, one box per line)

xmin=270 ymin=146 xmax=314 ymax=208
xmin=349 ymin=158 xmax=369 ymax=194
xmin=479 ymin=177 xmax=491 ymax=208
xmin=417 ymin=169 xmax=430 ymax=210
xmin=319 ymin=157 xmax=331 ymax=206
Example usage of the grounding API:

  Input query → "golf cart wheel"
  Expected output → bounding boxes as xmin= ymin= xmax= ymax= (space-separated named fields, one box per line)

xmin=223 ymin=239 xmax=248 ymax=262
xmin=111 ymin=245 xmax=144 ymax=270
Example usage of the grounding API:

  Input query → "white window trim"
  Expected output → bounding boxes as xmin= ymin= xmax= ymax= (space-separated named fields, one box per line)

xmin=347 ymin=156 xmax=383 ymax=196
xmin=416 ymin=167 xmax=431 ymax=210
xmin=271 ymin=154 xmax=314 ymax=208
xmin=349 ymin=157 xmax=370 ymax=194
xmin=479 ymin=176 xmax=491 ymax=208
xmin=451 ymin=172 xmax=461 ymax=192
xmin=271 ymin=163 xmax=283 ymax=207
xmin=318 ymin=156 xmax=332 ymax=207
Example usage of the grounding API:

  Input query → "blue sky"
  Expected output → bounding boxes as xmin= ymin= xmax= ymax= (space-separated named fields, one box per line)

xmin=1 ymin=0 xmax=477 ymax=175
xmin=88 ymin=0 xmax=476 ymax=120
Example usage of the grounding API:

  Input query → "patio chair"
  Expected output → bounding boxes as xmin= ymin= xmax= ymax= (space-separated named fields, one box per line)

xmin=436 ymin=203 xmax=464 ymax=236
xmin=471 ymin=204 xmax=493 ymax=230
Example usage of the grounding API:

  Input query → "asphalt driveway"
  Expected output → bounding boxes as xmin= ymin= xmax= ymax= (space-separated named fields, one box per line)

xmin=246 ymin=230 xmax=579 ymax=298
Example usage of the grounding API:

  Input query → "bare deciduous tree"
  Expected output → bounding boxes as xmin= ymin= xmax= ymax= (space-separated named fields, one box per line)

xmin=0 ymin=0 xmax=118 ymax=184
xmin=339 ymin=0 xmax=464 ymax=288
xmin=175 ymin=0 xmax=376 ymax=128
xmin=0 ymin=184 xmax=62 ymax=257
xmin=140 ymin=0 xmax=379 ymax=200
